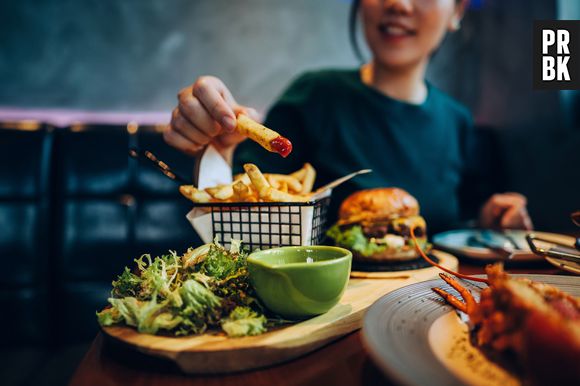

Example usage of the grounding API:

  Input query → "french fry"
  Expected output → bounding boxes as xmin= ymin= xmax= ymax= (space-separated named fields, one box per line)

xmin=234 ymin=173 xmax=251 ymax=185
xmin=290 ymin=165 xmax=307 ymax=181
xmin=205 ymin=186 xmax=222 ymax=196
xmin=236 ymin=114 xmax=292 ymax=157
xmin=244 ymin=163 xmax=312 ymax=202
xmin=301 ymin=163 xmax=316 ymax=194
xmin=179 ymin=185 xmax=212 ymax=203
xmin=181 ymin=163 xmax=317 ymax=204
xmin=265 ymin=174 xmax=302 ymax=193
xmin=232 ymin=180 xmax=255 ymax=201
xmin=266 ymin=175 xmax=280 ymax=190
xmin=213 ymin=184 xmax=234 ymax=200
xmin=263 ymin=187 xmax=311 ymax=202
xmin=243 ymin=163 xmax=271 ymax=197
xmin=278 ymin=181 xmax=288 ymax=193
xmin=245 ymin=195 xmax=258 ymax=203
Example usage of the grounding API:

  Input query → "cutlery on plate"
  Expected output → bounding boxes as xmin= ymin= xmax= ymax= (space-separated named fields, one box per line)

xmin=497 ymin=231 xmax=522 ymax=250
xmin=526 ymin=234 xmax=580 ymax=264
xmin=479 ymin=229 xmax=523 ymax=250
xmin=468 ymin=233 xmax=514 ymax=260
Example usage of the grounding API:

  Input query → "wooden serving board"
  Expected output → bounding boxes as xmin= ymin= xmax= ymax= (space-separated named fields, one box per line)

xmin=103 ymin=250 xmax=458 ymax=374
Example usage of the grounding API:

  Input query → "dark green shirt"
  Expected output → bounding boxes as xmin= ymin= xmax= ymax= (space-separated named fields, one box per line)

xmin=234 ymin=69 xmax=474 ymax=234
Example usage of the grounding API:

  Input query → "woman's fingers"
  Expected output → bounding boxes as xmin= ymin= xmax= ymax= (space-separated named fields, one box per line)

xmin=163 ymin=122 xmax=205 ymax=155
xmin=192 ymin=76 xmax=237 ymax=131
xmin=178 ymin=87 xmax=220 ymax=137
xmin=489 ymin=192 xmax=527 ymax=208
xmin=500 ymin=202 xmax=532 ymax=230
xmin=480 ymin=192 xmax=533 ymax=230
xmin=500 ymin=201 xmax=523 ymax=224
xmin=489 ymin=194 xmax=525 ymax=216
xmin=167 ymin=108 xmax=211 ymax=150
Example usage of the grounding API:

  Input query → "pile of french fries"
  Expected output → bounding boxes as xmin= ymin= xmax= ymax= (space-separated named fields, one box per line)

xmin=180 ymin=163 xmax=316 ymax=203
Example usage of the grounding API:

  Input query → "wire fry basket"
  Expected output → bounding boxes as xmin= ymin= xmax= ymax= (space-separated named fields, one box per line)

xmin=187 ymin=196 xmax=331 ymax=250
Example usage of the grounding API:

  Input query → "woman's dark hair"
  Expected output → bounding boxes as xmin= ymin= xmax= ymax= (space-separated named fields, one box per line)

xmin=349 ymin=0 xmax=364 ymax=63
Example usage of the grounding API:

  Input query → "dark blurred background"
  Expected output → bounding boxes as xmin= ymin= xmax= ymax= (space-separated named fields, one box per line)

xmin=0 ymin=0 xmax=579 ymax=385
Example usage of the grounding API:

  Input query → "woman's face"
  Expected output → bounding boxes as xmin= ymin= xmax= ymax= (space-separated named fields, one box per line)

xmin=360 ymin=0 xmax=464 ymax=69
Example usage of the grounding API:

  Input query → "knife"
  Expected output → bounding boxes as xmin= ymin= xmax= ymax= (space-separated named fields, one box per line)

xmin=468 ymin=233 xmax=514 ymax=260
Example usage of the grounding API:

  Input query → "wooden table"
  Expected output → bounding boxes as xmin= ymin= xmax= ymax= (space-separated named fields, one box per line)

xmin=69 ymin=261 xmax=570 ymax=386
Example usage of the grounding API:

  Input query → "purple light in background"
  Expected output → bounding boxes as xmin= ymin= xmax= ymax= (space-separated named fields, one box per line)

xmin=469 ymin=0 xmax=484 ymax=10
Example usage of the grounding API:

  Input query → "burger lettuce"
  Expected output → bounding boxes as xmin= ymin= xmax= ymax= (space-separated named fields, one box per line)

xmin=326 ymin=224 xmax=388 ymax=257
xmin=327 ymin=224 xmax=428 ymax=258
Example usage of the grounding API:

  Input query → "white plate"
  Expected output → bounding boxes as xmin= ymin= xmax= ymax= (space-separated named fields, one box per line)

xmin=432 ymin=230 xmax=574 ymax=262
xmin=362 ymin=275 xmax=580 ymax=386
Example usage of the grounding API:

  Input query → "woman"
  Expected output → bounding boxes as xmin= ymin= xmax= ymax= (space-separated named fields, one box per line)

xmin=164 ymin=0 xmax=532 ymax=233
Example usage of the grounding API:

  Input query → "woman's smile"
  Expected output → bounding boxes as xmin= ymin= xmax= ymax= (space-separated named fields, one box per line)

xmin=377 ymin=20 xmax=416 ymax=43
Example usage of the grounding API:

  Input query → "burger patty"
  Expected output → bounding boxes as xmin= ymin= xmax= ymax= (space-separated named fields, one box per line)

xmin=361 ymin=216 xmax=425 ymax=239
xmin=362 ymin=223 xmax=424 ymax=238
xmin=346 ymin=215 xmax=426 ymax=240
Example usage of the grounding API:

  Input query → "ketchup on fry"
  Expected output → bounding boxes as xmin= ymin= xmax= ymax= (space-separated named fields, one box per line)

xmin=270 ymin=136 xmax=293 ymax=158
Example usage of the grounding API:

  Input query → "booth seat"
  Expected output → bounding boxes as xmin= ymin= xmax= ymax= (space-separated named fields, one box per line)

xmin=0 ymin=121 xmax=201 ymax=344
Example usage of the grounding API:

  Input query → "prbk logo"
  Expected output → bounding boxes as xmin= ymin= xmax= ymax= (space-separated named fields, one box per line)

xmin=533 ymin=20 xmax=580 ymax=90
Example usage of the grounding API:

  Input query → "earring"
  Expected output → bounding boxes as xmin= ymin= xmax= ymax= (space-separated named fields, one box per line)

xmin=451 ymin=19 xmax=461 ymax=31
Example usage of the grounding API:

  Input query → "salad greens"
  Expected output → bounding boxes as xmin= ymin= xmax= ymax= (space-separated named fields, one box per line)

xmin=97 ymin=239 xmax=269 ymax=337
xmin=221 ymin=306 xmax=267 ymax=337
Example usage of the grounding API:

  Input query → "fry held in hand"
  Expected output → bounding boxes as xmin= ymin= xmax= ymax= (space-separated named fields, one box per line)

xmin=236 ymin=114 xmax=293 ymax=158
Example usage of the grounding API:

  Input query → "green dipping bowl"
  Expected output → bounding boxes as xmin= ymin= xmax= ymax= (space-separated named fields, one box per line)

xmin=247 ymin=246 xmax=352 ymax=320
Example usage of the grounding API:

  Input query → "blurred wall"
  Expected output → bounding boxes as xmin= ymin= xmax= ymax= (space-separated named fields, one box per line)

xmin=0 ymin=0 xmax=566 ymax=126
xmin=0 ymin=0 xmax=357 ymax=113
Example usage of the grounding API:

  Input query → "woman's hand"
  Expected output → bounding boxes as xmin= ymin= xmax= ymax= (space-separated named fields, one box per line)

xmin=479 ymin=192 xmax=533 ymax=230
xmin=164 ymin=76 xmax=260 ymax=161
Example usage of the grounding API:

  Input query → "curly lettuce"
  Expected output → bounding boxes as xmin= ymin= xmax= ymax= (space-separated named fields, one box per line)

xmin=221 ymin=306 xmax=267 ymax=337
xmin=97 ymin=241 xmax=270 ymax=337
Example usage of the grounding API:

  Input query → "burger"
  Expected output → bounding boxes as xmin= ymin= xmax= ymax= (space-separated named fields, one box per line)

xmin=326 ymin=188 xmax=428 ymax=262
